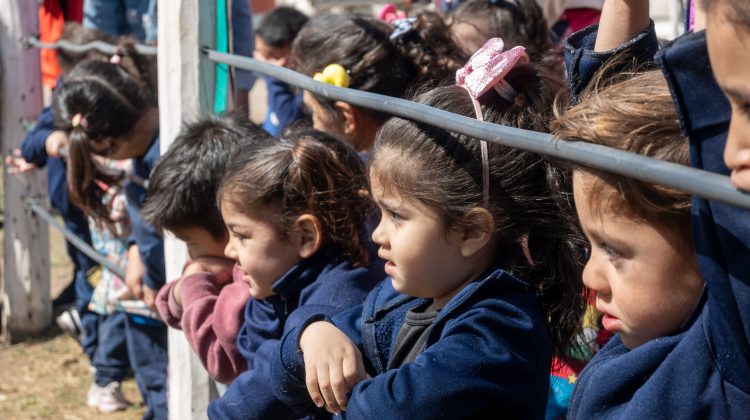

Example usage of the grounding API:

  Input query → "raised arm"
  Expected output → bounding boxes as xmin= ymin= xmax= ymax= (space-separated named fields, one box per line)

xmin=594 ymin=0 xmax=651 ymax=52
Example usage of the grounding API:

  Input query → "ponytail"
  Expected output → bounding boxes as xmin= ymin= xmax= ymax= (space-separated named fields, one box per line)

xmin=54 ymin=38 xmax=156 ymax=220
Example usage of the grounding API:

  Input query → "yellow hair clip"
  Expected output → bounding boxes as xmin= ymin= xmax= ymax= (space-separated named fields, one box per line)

xmin=313 ymin=64 xmax=350 ymax=88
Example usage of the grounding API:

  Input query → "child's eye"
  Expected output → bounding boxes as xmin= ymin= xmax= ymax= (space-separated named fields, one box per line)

xmin=581 ymin=245 xmax=591 ymax=261
xmin=232 ymin=232 xmax=247 ymax=241
xmin=389 ymin=210 xmax=404 ymax=223
xmin=602 ymin=243 xmax=621 ymax=260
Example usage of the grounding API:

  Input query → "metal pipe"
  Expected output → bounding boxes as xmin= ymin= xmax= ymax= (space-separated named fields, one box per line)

xmin=27 ymin=199 xmax=126 ymax=279
xmin=205 ymin=49 xmax=750 ymax=210
xmin=23 ymin=36 xmax=157 ymax=56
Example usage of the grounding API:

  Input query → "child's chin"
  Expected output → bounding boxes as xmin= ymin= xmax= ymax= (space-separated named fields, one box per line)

xmin=731 ymin=167 xmax=750 ymax=192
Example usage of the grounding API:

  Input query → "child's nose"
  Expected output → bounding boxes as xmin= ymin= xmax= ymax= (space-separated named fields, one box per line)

xmin=224 ymin=240 xmax=237 ymax=259
xmin=582 ymin=258 xmax=610 ymax=296
xmin=371 ymin=217 xmax=388 ymax=247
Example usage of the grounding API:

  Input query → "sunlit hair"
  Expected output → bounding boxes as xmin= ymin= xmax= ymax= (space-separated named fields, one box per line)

xmin=218 ymin=130 xmax=375 ymax=267
xmin=553 ymin=69 xmax=693 ymax=252
xmin=293 ymin=12 xmax=466 ymax=127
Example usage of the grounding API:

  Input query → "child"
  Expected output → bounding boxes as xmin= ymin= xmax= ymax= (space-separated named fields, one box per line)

xmin=292 ymin=12 xmax=466 ymax=152
xmin=207 ymin=130 xmax=386 ymax=418
xmin=554 ymin=69 xmax=713 ymax=417
xmin=145 ymin=115 xmax=270 ymax=384
xmin=253 ymin=6 xmax=309 ymax=136
xmin=448 ymin=0 xmax=552 ymax=61
xmin=561 ymin=0 xmax=750 ymax=415
xmin=269 ymin=41 xmax=585 ymax=418
xmin=6 ymin=22 xmax=112 ymax=359
xmin=703 ymin=0 xmax=750 ymax=191
xmin=54 ymin=41 xmax=167 ymax=419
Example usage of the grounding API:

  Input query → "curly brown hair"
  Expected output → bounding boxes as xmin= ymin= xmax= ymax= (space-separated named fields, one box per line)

xmin=218 ymin=130 xmax=375 ymax=268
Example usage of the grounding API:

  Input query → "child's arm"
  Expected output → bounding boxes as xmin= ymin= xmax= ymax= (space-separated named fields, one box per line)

xmin=563 ymin=1 xmax=659 ymax=99
xmin=298 ymin=320 xmax=368 ymax=413
xmin=594 ymin=0 xmax=651 ymax=52
xmin=19 ymin=106 xmax=56 ymax=167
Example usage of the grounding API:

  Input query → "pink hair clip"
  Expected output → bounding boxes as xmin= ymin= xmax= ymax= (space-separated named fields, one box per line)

xmin=455 ymin=38 xmax=528 ymax=208
xmin=71 ymin=113 xmax=88 ymax=129
xmin=110 ymin=54 xmax=122 ymax=65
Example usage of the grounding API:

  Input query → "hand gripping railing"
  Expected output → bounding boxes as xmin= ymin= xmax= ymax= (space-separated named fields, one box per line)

xmin=204 ymin=48 xmax=750 ymax=210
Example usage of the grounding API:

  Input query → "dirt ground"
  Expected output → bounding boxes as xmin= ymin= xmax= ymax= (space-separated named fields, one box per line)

xmin=0 ymin=220 xmax=145 ymax=419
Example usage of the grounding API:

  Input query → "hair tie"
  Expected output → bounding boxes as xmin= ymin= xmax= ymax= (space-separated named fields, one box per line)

xmin=71 ymin=113 xmax=89 ymax=129
xmin=313 ymin=64 xmax=350 ymax=88
xmin=455 ymin=38 xmax=528 ymax=208
xmin=377 ymin=3 xmax=407 ymax=24
xmin=110 ymin=54 xmax=122 ymax=65
xmin=389 ymin=18 xmax=417 ymax=41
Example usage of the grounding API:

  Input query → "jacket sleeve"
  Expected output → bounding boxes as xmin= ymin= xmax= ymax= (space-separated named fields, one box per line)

xmin=270 ymin=304 xmax=366 ymax=415
xmin=181 ymin=274 xmax=249 ymax=384
xmin=264 ymin=77 xmax=302 ymax=131
xmin=155 ymin=280 xmax=182 ymax=329
xmin=563 ymin=20 xmax=659 ymax=100
xmin=343 ymin=302 xmax=549 ymax=418
xmin=20 ymin=106 xmax=56 ymax=167
xmin=126 ymin=202 xmax=165 ymax=291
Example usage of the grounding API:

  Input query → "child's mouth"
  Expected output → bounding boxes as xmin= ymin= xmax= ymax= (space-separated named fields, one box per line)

xmin=600 ymin=313 xmax=621 ymax=333
xmin=384 ymin=260 xmax=397 ymax=276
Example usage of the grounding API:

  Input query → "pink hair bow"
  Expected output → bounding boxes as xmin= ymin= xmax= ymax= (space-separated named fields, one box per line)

xmin=456 ymin=38 xmax=528 ymax=117
xmin=377 ymin=3 xmax=407 ymax=24
xmin=455 ymin=38 xmax=528 ymax=208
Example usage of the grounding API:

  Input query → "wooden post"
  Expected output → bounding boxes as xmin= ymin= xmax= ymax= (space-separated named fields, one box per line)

xmin=158 ymin=0 xmax=217 ymax=418
xmin=0 ymin=0 xmax=51 ymax=342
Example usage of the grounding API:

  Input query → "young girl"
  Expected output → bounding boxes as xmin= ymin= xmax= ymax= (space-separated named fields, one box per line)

xmin=562 ymin=0 xmax=750 ymax=415
xmin=269 ymin=41 xmax=586 ymax=418
xmin=292 ymin=12 xmax=466 ymax=152
xmin=207 ymin=130 xmax=385 ymax=418
xmin=54 ymin=41 xmax=167 ymax=419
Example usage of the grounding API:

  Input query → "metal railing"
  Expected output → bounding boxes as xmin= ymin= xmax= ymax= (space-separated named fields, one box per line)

xmin=23 ymin=36 xmax=157 ymax=56
xmin=204 ymin=49 xmax=750 ymax=210
xmin=26 ymin=199 xmax=127 ymax=279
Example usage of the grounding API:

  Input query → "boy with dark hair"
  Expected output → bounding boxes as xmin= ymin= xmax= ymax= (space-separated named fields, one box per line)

xmin=146 ymin=114 xmax=271 ymax=384
xmin=253 ymin=6 xmax=309 ymax=136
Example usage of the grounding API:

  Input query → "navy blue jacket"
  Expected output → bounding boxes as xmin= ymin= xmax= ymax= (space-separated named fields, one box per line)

xmin=207 ymin=252 xmax=384 ymax=419
xmin=20 ymin=106 xmax=97 ymax=276
xmin=272 ymin=267 xmax=552 ymax=419
xmin=261 ymin=77 xmax=304 ymax=137
xmin=564 ymin=23 xmax=750 ymax=419
xmin=124 ymin=135 xmax=165 ymax=291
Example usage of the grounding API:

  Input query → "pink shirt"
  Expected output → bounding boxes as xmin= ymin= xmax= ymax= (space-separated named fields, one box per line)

xmin=156 ymin=263 xmax=250 ymax=384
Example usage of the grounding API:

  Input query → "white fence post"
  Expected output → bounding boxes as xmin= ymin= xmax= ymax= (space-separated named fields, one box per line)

xmin=158 ymin=0 xmax=217 ymax=418
xmin=0 ymin=0 xmax=51 ymax=343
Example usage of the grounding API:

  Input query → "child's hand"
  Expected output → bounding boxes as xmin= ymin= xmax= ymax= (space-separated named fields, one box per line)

xmin=299 ymin=321 xmax=368 ymax=413
xmin=45 ymin=130 xmax=69 ymax=158
xmin=253 ymin=50 xmax=288 ymax=67
xmin=125 ymin=244 xmax=146 ymax=300
xmin=143 ymin=285 xmax=157 ymax=311
xmin=5 ymin=149 xmax=37 ymax=174
xmin=182 ymin=257 xmax=234 ymax=284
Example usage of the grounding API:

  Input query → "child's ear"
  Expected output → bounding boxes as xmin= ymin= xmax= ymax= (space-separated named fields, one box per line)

xmin=458 ymin=208 xmax=495 ymax=257
xmin=334 ymin=101 xmax=378 ymax=151
xmin=335 ymin=101 xmax=357 ymax=138
xmin=293 ymin=214 xmax=324 ymax=258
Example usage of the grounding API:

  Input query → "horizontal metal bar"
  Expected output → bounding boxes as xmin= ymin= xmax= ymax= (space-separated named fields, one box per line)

xmin=23 ymin=36 xmax=157 ymax=56
xmin=56 ymin=147 xmax=149 ymax=189
xmin=26 ymin=199 xmax=126 ymax=279
xmin=205 ymin=49 xmax=750 ymax=210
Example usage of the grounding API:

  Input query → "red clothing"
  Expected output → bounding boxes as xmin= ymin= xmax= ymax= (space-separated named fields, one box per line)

xmin=39 ymin=0 xmax=83 ymax=87
xmin=156 ymin=263 xmax=251 ymax=384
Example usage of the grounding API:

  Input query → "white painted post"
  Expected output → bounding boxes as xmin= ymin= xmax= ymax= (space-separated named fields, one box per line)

xmin=158 ymin=0 xmax=217 ymax=418
xmin=0 ymin=0 xmax=51 ymax=342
